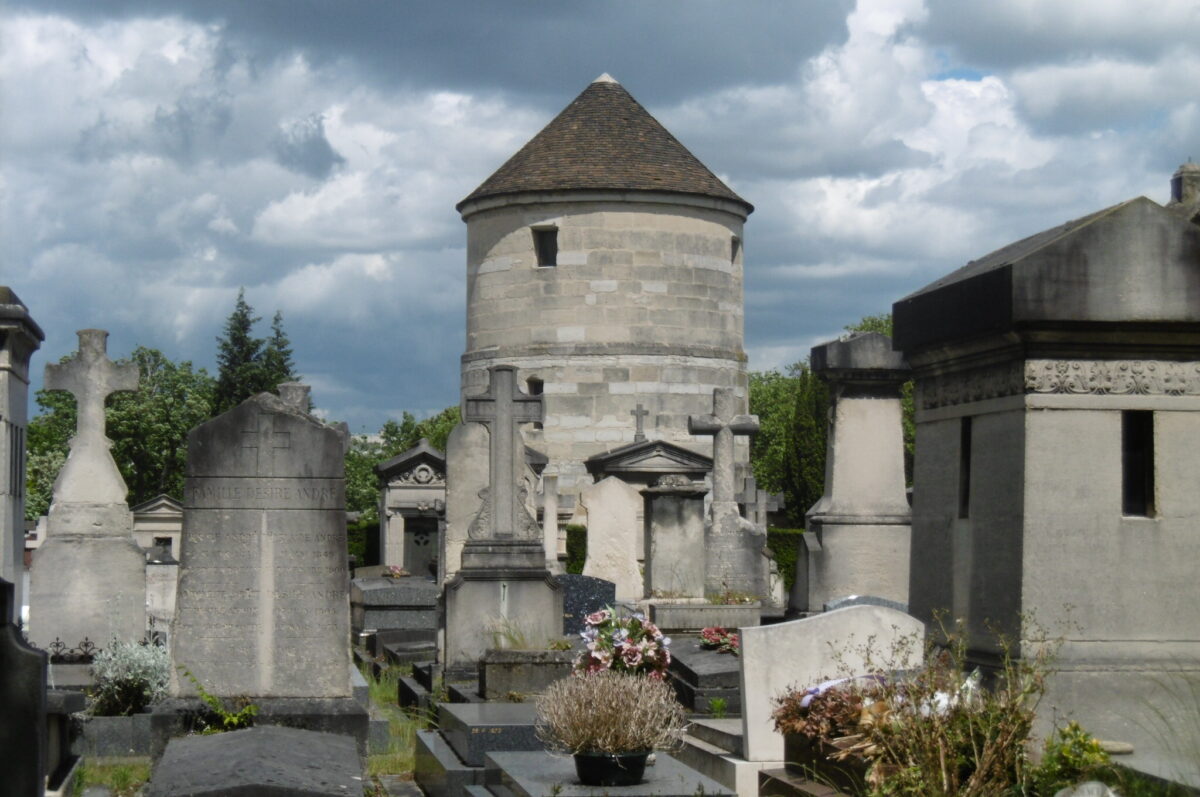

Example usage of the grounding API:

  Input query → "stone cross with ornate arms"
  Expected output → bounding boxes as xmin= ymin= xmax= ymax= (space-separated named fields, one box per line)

xmin=44 ymin=330 xmax=139 ymax=505
xmin=464 ymin=365 xmax=543 ymax=539
xmin=689 ymin=388 xmax=758 ymax=503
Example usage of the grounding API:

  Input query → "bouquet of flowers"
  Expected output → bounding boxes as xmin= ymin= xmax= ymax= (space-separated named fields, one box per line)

xmin=575 ymin=607 xmax=672 ymax=680
xmin=699 ymin=626 xmax=739 ymax=655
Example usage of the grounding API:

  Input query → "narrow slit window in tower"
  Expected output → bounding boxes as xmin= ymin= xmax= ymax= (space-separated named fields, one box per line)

xmin=533 ymin=228 xmax=558 ymax=267
xmin=731 ymin=235 xmax=741 ymax=263
xmin=1122 ymin=410 xmax=1155 ymax=517
xmin=527 ymin=377 xmax=544 ymax=429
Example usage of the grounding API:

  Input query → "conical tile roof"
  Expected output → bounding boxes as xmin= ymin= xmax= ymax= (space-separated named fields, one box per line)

xmin=458 ymin=75 xmax=752 ymax=213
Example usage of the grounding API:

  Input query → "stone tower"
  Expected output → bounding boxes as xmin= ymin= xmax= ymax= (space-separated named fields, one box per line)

xmin=456 ymin=74 xmax=754 ymax=496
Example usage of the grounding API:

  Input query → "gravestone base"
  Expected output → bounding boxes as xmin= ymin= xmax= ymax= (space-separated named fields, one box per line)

xmin=477 ymin=648 xmax=574 ymax=699
xmin=28 ymin=532 xmax=146 ymax=651
xmin=669 ymin=637 xmax=743 ymax=715
xmin=704 ymin=503 xmax=770 ymax=600
xmin=149 ymin=696 xmax=369 ymax=761
xmin=806 ymin=520 xmax=910 ymax=612
xmin=648 ymin=602 xmax=761 ymax=633
xmin=443 ymin=542 xmax=563 ymax=673
xmin=485 ymin=751 xmax=734 ymax=797
xmin=350 ymin=576 xmax=439 ymax=637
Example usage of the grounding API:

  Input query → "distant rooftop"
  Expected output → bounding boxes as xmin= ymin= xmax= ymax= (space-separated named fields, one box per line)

xmin=458 ymin=75 xmax=752 ymax=214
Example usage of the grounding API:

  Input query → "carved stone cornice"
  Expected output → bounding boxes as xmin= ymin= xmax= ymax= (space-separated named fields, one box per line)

xmin=918 ymin=358 xmax=1200 ymax=409
xmin=388 ymin=462 xmax=445 ymax=488
xmin=1025 ymin=359 xmax=1200 ymax=396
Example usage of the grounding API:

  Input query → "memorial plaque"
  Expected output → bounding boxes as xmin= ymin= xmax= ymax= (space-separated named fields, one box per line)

xmin=170 ymin=387 xmax=351 ymax=699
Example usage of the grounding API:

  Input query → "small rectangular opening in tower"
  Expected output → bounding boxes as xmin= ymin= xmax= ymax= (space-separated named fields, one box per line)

xmin=533 ymin=228 xmax=558 ymax=267
xmin=958 ymin=416 xmax=972 ymax=519
xmin=1122 ymin=410 xmax=1155 ymax=517
xmin=731 ymin=235 xmax=741 ymax=263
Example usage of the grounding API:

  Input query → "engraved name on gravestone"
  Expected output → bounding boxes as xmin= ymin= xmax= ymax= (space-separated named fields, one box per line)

xmin=170 ymin=383 xmax=351 ymax=698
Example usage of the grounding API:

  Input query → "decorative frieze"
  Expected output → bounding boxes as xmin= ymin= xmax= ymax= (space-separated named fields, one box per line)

xmin=919 ymin=359 xmax=1200 ymax=409
xmin=388 ymin=463 xmax=444 ymax=488
xmin=1025 ymin=360 xmax=1200 ymax=396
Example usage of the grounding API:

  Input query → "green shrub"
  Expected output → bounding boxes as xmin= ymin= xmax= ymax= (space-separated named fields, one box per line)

xmin=564 ymin=523 xmax=587 ymax=574
xmin=767 ymin=528 xmax=803 ymax=590
xmin=1030 ymin=722 xmax=1112 ymax=795
xmin=89 ymin=640 xmax=169 ymax=716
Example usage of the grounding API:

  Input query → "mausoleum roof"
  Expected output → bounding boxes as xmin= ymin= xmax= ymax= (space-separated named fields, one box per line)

xmin=894 ymin=194 xmax=1200 ymax=353
xmin=458 ymin=74 xmax=752 ymax=214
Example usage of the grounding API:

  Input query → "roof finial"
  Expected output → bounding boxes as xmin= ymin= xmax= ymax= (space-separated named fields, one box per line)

xmin=593 ymin=73 xmax=618 ymax=84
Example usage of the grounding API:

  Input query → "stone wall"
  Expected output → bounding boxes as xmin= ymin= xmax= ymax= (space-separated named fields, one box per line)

xmin=461 ymin=198 xmax=748 ymax=493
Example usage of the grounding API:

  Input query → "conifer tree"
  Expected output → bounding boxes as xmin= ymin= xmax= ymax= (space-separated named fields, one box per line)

xmin=261 ymin=310 xmax=298 ymax=389
xmin=214 ymin=289 xmax=265 ymax=414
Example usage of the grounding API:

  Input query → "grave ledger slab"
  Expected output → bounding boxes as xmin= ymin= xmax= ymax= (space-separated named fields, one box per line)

xmin=170 ymin=384 xmax=352 ymax=699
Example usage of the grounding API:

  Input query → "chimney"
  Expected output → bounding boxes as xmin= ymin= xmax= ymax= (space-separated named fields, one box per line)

xmin=1168 ymin=161 xmax=1200 ymax=225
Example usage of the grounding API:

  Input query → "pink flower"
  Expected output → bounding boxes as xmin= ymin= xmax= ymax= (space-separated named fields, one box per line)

xmin=585 ymin=609 xmax=612 ymax=626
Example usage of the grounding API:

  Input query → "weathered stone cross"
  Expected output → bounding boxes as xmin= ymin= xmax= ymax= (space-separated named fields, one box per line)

xmin=630 ymin=404 xmax=649 ymax=443
xmin=44 ymin=329 xmax=139 ymax=504
xmin=688 ymin=388 xmax=758 ymax=503
xmin=241 ymin=414 xmax=291 ymax=476
xmin=736 ymin=473 xmax=783 ymax=529
xmin=464 ymin=365 xmax=544 ymax=538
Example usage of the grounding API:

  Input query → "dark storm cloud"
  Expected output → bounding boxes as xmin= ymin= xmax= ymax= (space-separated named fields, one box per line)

xmin=271 ymin=114 xmax=345 ymax=179
xmin=10 ymin=0 xmax=853 ymax=105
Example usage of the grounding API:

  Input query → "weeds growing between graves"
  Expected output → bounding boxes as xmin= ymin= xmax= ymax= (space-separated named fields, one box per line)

xmin=177 ymin=668 xmax=258 ymax=733
xmin=73 ymin=757 xmax=150 ymax=797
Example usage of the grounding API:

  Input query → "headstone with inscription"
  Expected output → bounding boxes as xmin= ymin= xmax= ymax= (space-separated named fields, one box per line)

xmin=169 ymin=383 xmax=351 ymax=699
xmin=29 ymin=329 xmax=145 ymax=651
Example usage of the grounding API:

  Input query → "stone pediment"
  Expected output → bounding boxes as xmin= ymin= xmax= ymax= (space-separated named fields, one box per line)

xmin=130 ymin=494 xmax=183 ymax=518
xmin=585 ymin=439 xmax=711 ymax=482
xmin=376 ymin=438 xmax=446 ymax=488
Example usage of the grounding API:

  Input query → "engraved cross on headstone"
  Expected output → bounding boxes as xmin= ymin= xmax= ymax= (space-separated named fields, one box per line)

xmin=463 ymin=365 xmax=544 ymax=538
xmin=630 ymin=404 xmax=649 ymax=443
xmin=43 ymin=329 xmax=139 ymax=505
xmin=241 ymin=413 xmax=291 ymax=476
xmin=688 ymin=388 xmax=759 ymax=503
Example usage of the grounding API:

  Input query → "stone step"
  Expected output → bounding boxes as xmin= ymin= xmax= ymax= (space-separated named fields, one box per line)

xmin=688 ymin=718 xmax=743 ymax=756
xmin=758 ymin=768 xmax=851 ymax=797
xmin=674 ymin=732 xmax=763 ymax=796
xmin=670 ymin=671 xmax=742 ymax=715
xmin=438 ymin=702 xmax=542 ymax=768
xmin=413 ymin=661 xmax=436 ymax=691
xmin=383 ymin=640 xmax=438 ymax=667
xmin=414 ymin=729 xmax=484 ymax=797
xmin=398 ymin=676 xmax=432 ymax=715
xmin=447 ymin=682 xmax=484 ymax=704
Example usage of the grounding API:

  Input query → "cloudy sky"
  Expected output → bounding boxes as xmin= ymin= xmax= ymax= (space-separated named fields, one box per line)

xmin=3 ymin=1 xmax=1198 ymax=433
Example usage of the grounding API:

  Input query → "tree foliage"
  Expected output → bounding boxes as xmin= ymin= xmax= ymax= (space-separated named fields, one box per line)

xmin=213 ymin=289 xmax=298 ymax=414
xmin=26 ymin=347 xmax=216 ymax=517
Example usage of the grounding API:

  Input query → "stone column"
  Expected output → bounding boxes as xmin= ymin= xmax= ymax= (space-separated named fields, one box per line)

xmin=0 ymin=289 xmax=43 ymax=622
xmin=29 ymin=330 xmax=145 ymax=650
xmin=799 ymin=332 xmax=911 ymax=613
xmin=689 ymin=388 xmax=765 ymax=598
xmin=541 ymin=474 xmax=560 ymax=573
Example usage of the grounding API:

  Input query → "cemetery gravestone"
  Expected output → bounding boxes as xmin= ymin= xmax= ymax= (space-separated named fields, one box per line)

xmin=170 ymin=383 xmax=351 ymax=698
xmin=689 ymin=388 xmax=766 ymax=598
xmin=739 ymin=605 xmax=924 ymax=762
xmin=642 ymin=475 xmax=708 ymax=599
xmin=444 ymin=365 xmax=562 ymax=672
xmin=580 ymin=475 xmax=643 ymax=602
xmin=29 ymin=329 xmax=145 ymax=651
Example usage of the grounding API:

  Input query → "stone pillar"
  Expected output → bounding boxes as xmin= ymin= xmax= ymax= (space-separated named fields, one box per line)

xmin=0 ymin=289 xmax=43 ymax=622
xmin=382 ymin=509 xmax=406 ymax=569
xmin=689 ymin=388 xmax=765 ymax=598
xmin=799 ymin=332 xmax=911 ymax=613
xmin=29 ymin=330 xmax=145 ymax=650
xmin=541 ymin=474 xmax=560 ymax=573
xmin=642 ymin=475 xmax=708 ymax=599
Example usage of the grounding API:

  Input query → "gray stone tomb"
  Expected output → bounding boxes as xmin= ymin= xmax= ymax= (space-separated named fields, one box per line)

xmin=29 ymin=329 xmax=146 ymax=651
xmin=642 ymin=474 xmax=708 ymax=600
xmin=374 ymin=438 xmax=445 ymax=574
xmin=443 ymin=365 xmax=562 ymax=673
xmin=169 ymin=383 xmax=352 ymax=699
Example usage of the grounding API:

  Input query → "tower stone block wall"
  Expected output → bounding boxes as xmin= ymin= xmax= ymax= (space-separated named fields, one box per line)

xmin=461 ymin=197 xmax=749 ymax=492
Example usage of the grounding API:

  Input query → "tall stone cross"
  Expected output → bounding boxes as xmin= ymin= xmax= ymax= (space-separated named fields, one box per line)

xmin=688 ymin=388 xmax=758 ymax=504
xmin=630 ymin=404 xmax=649 ymax=443
xmin=463 ymin=365 xmax=544 ymax=539
xmin=44 ymin=330 xmax=139 ymax=505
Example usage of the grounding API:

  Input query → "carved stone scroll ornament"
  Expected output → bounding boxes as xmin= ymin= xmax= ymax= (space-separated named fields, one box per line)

xmin=391 ymin=463 xmax=445 ymax=487
xmin=1025 ymin=360 xmax=1200 ymax=396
